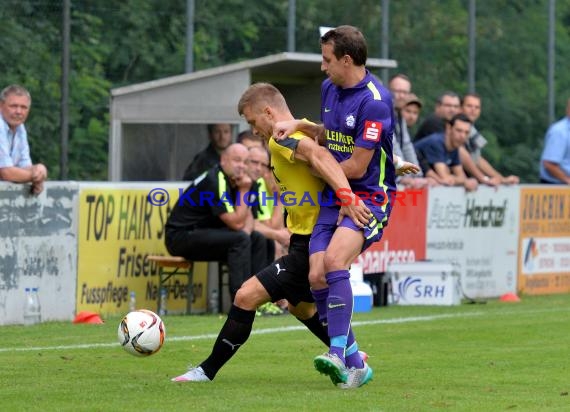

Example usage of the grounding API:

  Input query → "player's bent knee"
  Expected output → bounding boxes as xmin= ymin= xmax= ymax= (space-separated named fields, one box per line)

xmin=234 ymin=276 xmax=270 ymax=311
xmin=308 ymin=270 xmax=327 ymax=289
xmin=323 ymin=252 xmax=347 ymax=272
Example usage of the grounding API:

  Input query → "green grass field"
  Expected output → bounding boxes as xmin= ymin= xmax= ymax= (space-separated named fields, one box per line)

xmin=1 ymin=294 xmax=569 ymax=412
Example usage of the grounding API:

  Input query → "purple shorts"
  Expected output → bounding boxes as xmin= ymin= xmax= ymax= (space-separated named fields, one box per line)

xmin=309 ymin=204 xmax=388 ymax=255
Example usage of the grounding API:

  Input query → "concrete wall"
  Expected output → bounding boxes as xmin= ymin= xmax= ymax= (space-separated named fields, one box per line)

xmin=0 ymin=182 xmax=78 ymax=325
xmin=1 ymin=181 xmax=569 ymax=324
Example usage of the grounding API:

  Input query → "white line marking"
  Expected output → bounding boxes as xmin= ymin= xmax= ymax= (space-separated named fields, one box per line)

xmin=0 ymin=307 xmax=564 ymax=353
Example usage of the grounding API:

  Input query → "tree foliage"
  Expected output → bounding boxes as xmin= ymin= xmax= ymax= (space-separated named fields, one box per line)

xmin=390 ymin=0 xmax=570 ymax=182
xmin=0 ymin=0 xmax=568 ymax=182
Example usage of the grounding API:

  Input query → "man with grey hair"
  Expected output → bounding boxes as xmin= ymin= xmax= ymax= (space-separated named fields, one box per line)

xmin=0 ymin=85 xmax=47 ymax=194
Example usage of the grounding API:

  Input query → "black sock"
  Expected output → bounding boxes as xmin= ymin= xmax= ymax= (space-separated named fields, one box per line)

xmin=297 ymin=312 xmax=330 ymax=347
xmin=199 ymin=304 xmax=256 ymax=380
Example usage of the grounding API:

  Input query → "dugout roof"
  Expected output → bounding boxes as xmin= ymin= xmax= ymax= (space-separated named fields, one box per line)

xmin=108 ymin=52 xmax=397 ymax=181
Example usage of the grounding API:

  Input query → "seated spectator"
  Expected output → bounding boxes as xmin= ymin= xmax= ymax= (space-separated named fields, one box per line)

xmin=415 ymin=91 xmax=461 ymax=141
xmin=0 ymin=85 xmax=47 ymax=194
xmin=237 ymin=129 xmax=264 ymax=149
xmin=246 ymin=146 xmax=290 ymax=264
xmin=540 ymin=98 xmax=570 ymax=184
xmin=460 ymin=93 xmax=519 ymax=185
xmin=182 ymin=123 xmax=233 ymax=181
xmin=246 ymin=145 xmax=290 ymax=315
xmin=414 ymin=113 xmax=478 ymax=191
xmin=166 ymin=143 xmax=268 ymax=302
xmin=241 ymin=131 xmax=286 ymax=254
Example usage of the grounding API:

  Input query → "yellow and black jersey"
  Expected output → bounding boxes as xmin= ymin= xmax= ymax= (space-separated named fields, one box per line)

xmin=268 ymin=131 xmax=325 ymax=235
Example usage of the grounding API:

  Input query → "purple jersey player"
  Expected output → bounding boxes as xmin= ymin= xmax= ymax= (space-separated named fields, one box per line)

xmin=274 ymin=25 xmax=402 ymax=389
xmin=315 ymin=60 xmax=397 ymax=253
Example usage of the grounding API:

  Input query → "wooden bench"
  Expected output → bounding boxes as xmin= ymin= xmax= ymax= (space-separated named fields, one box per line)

xmin=146 ymin=255 xmax=193 ymax=315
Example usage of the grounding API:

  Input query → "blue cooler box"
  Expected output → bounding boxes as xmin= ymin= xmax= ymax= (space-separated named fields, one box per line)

xmin=351 ymin=281 xmax=373 ymax=313
xmin=350 ymin=264 xmax=373 ymax=312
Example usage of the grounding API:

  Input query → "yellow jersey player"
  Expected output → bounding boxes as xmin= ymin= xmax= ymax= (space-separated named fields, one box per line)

xmin=171 ymin=82 xmax=370 ymax=387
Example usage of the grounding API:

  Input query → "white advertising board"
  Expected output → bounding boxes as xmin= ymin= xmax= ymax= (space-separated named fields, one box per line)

xmin=426 ymin=186 xmax=519 ymax=299
xmin=0 ymin=182 xmax=78 ymax=325
xmin=520 ymin=237 xmax=570 ymax=275
xmin=388 ymin=262 xmax=460 ymax=305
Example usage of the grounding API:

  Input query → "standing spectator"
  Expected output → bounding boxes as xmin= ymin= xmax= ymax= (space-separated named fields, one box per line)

xmin=166 ymin=143 xmax=268 ymax=302
xmin=459 ymin=93 xmax=519 ymax=185
xmin=397 ymin=93 xmax=439 ymax=188
xmin=540 ymin=98 xmax=570 ymax=184
xmin=0 ymin=85 xmax=47 ymax=194
xmin=414 ymin=113 xmax=478 ymax=191
xmin=388 ymin=74 xmax=422 ymax=175
xmin=389 ymin=73 xmax=411 ymax=111
xmin=415 ymin=91 xmax=461 ymax=141
xmin=388 ymin=75 xmax=432 ymax=188
xmin=401 ymin=93 xmax=423 ymax=131
xmin=182 ymin=123 xmax=233 ymax=181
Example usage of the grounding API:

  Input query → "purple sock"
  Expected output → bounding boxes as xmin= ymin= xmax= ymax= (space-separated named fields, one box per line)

xmin=325 ymin=270 xmax=353 ymax=361
xmin=311 ymin=287 xmax=329 ymax=327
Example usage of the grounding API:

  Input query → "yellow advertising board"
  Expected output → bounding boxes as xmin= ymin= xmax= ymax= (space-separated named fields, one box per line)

xmin=518 ymin=186 xmax=570 ymax=294
xmin=76 ymin=184 xmax=207 ymax=315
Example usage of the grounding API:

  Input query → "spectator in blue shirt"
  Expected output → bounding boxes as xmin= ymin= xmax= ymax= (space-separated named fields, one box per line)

xmin=0 ymin=85 xmax=47 ymax=194
xmin=540 ymin=98 xmax=570 ymax=184
xmin=414 ymin=113 xmax=478 ymax=191
xmin=459 ymin=93 xmax=519 ymax=186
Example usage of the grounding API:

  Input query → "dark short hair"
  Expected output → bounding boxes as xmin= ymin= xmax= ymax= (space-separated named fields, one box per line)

xmin=320 ymin=25 xmax=367 ymax=66
xmin=237 ymin=129 xmax=262 ymax=144
xmin=207 ymin=123 xmax=232 ymax=135
xmin=436 ymin=91 xmax=460 ymax=105
xmin=448 ymin=113 xmax=472 ymax=126
xmin=461 ymin=92 xmax=481 ymax=105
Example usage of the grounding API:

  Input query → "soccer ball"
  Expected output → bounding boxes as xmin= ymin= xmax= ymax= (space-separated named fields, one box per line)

xmin=118 ymin=309 xmax=165 ymax=357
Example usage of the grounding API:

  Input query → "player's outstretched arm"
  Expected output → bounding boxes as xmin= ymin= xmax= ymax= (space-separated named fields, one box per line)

xmin=273 ymin=120 xmax=325 ymax=144
xmin=294 ymin=137 xmax=370 ymax=227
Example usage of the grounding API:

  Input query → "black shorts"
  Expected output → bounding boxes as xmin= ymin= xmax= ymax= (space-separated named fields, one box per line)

xmin=256 ymin=234 xmax=313 ymax=306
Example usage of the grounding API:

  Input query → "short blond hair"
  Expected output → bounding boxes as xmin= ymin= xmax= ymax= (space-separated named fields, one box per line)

xmin=238 ymin=83 xmax=287 ymax=115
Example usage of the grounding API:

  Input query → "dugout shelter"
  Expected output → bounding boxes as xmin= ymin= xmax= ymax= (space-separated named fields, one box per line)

xmin=108 ymin=52 xmax=396 ymax=181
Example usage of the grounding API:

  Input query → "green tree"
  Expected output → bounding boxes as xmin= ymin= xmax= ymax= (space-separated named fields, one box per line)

xmin=67 ymin=9 xmax=112 ymax=179
xmin=0 ymin=2 xmax=61 ymax=172
xmin=390 ymin=0 xmax=570 ymax=182
xmin=0 ymin=2 xmax=111 ymax=180
xmin=2 ymin=0 xmax=570 ymax=181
